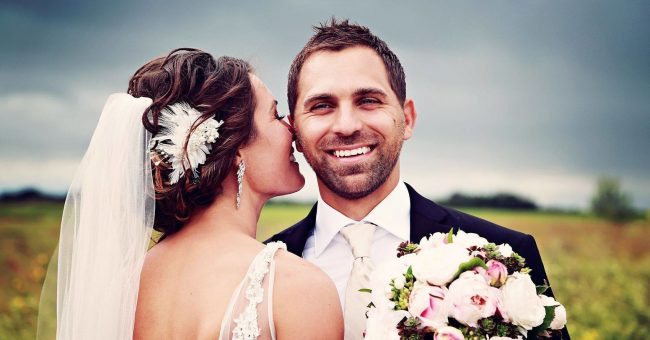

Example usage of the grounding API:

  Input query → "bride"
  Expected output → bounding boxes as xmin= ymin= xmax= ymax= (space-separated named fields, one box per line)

xmin=45 ymin=48 xmax=343 ymax=339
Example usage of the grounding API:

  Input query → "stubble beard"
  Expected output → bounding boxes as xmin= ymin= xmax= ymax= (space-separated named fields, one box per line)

xmin=296 ymin=130 xmax=404 ymax=200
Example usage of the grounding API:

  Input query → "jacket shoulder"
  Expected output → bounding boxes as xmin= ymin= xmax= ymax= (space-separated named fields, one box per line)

xmin=266 ymin=219 xmax=306 ymax=243
xmin=440 ymin=206 xmax=531 ymax=244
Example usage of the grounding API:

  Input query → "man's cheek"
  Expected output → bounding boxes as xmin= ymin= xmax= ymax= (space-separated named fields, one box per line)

xmin=295 ymin=139 xmax=304 ymax=153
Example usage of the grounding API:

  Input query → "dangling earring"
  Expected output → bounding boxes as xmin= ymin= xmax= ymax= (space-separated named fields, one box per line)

xmin=236 ymin=160 xmax=245 ymax=208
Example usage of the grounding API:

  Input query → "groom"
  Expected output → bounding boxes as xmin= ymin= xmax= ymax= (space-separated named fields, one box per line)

xmin=269 ymin=19 xmax=569 ymax=339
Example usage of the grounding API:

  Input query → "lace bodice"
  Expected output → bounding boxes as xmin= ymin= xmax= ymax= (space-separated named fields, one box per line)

xmin=218 ymin=242 xmax=286 ymax=340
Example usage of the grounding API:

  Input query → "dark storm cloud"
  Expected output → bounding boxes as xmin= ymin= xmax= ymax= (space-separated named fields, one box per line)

xmin=1 ymin=0 xmax=648 ymax=206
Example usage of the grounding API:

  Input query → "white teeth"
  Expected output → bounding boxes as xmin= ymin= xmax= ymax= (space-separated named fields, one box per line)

xmin=333 ymin=146 xmax=371 ymax=158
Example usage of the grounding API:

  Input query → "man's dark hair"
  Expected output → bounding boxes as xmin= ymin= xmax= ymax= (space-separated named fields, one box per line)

xmin=287 ymin=18 xmax=406 ymax=114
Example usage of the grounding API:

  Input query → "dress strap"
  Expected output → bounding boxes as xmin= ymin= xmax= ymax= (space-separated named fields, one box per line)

xmin=267 ymin=255 xmax=278 ymax=340
xmin=219 ymin=241 xmax=286 ymax=340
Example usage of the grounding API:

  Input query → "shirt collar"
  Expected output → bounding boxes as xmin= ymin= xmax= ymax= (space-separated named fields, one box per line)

xmin=313 ymin=181 xmax=411 ymax=257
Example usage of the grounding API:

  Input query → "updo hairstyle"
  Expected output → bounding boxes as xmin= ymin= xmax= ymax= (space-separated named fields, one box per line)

xmin=128 ymin=48 xmax=256 ymax=240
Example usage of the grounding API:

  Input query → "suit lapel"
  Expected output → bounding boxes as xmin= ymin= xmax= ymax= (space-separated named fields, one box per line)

xmin=283 ymin=203 xmax=317 ymax=255
xmin=406 ymin=183 xmax=451 ymax=242
xmin=286 ymin=184 xmax=449 ymax=254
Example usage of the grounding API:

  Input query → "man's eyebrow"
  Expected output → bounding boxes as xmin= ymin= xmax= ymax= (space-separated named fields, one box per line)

xmin=303 ymin=93 xmax=335 ymax=107
xmin=354 ymin=87 xmax=387 ymax=98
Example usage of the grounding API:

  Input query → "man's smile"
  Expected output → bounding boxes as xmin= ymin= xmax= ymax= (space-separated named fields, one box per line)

xmin=328 ymin=145 xmax=374 ymax=158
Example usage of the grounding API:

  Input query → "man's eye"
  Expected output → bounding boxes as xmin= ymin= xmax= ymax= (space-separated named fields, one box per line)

xmin=311 ymin=103 xmax=333 ymax=111
xmin=359 ymin=97 xmax=380 ymax=105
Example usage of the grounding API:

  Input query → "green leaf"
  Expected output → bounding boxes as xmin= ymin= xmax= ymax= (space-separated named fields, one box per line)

xmin=453 ymin=257 xmax=488 ymax=280
xmin=359 ymin=288 xmax=372 ymax=293
xmin=447 ymin=228 xmax=454 ymax=243
xmin=536 ymin=281 xmax=550 ymax=295
xmin=530 ymin=305 xmax=557 ymax=336
xmin=406 ymin=265 xmax=413 ymax=277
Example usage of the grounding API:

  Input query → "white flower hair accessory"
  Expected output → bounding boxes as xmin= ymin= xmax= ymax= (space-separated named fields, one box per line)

xmin=149 ymin=102 xmax=224 ymax=184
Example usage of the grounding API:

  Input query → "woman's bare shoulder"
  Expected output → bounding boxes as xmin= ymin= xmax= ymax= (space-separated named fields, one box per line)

xmin=135 ymin=235 xmax=263 ymax=339
xmin=272 ymin=249 xmax=333 ymax=289
xmin=134 ymin=240 xmax=176 ymax=338
xmin=271 ymin=249 xmax=344 ymax=339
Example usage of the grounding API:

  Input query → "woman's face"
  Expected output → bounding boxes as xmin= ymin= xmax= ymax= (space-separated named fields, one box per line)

xmin=241 ymin=74 xmax=304 ymax=198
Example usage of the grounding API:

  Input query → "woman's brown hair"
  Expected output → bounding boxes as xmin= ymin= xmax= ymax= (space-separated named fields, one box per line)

xmin=128 ymin=48 xmax=256 ymax=240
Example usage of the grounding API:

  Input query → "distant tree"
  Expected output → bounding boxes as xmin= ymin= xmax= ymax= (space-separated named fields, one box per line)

xmin=442 ymin=192 xmax=538 ymax=210
xmin=590 ymin=177 xmax=641 ymax=225
xmin=0 ymin=188 xmax=64 ymax=202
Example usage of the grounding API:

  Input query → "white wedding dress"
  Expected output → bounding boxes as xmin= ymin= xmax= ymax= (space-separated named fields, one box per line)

xmin=218 ymin=241 xmax=286 ymax=340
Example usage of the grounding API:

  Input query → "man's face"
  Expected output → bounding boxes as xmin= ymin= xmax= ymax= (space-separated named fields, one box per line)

xmin=292 ymin=46 xmax=414 ymax=199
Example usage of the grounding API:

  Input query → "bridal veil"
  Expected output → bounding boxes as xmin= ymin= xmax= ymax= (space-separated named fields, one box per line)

xmin=38 ymin=93 xmax=155 ymax=339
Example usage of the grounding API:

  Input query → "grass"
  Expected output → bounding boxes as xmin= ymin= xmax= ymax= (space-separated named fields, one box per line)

xmin=1 ymin=201 xmax=649 ymax=339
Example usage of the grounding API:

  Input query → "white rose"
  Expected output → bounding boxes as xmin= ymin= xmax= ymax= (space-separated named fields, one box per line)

xmin=446 ymin=271 xmax=501 ymax=327
xmin=399 ymin=252 xmax=418 ymax=265
xmin=498 ymin=243 xmax=514 ymax=257
xmin=454 ymin=230 xmax=488 ymax=249
xmin=539 ymin=295 xmax=567 ymax=330
xmin=408 ymin=282 xmax=449 ymax=330
xmin=434 ymin=326 xmax=464 ymax=340
xmin=412 ymin=243 xmax=471 ymax=286
xmin=500 ymin=273 xmax=545 ymax=330
xmin=369 ymin=260 xmax=408 ymax=311
xmin=393 ymin=275 xmax=405 ymax=290
xmin=419 ymin=232 xmax=448 ymax=249
xmin=364 ymin=308 xmax=410 ymax=340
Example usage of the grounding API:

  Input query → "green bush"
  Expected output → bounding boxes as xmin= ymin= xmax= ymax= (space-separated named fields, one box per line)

xmin=591 ymin=177 xmax=641 ymax=225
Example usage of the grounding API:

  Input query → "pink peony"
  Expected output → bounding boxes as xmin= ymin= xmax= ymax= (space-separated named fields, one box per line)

xmin=408 ymin=282 xmax=449 ymax=330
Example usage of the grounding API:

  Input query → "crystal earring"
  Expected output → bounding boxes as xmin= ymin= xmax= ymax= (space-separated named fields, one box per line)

xmin=236 ymin=160 xmax=245 ymax=208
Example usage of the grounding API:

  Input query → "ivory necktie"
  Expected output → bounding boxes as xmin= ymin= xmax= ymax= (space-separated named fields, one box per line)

xmin=340 ymin=222 xmax=376 ymax=340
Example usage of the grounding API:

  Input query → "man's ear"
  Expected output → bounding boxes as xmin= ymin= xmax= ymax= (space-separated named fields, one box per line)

xmin=402 ymin=99 xmax=417 ymax=140
xmin=289 ymin=113 xmax=304 ymax=153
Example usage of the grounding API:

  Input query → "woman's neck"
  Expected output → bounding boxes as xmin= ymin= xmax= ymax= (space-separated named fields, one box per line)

xmin=181 ymin=178 xmax=268 ymax=240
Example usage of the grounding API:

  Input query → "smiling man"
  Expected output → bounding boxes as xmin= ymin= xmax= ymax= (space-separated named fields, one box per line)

xmin=269 ymin=19 xmax=569 ymax=340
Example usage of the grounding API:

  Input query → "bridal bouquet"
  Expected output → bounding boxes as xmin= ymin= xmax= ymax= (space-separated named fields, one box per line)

xmin=363 ymin=230 xmax=566 ymax=340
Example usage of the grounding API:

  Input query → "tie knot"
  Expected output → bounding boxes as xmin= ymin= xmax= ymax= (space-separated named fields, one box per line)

xmin=340 ymin=222 xmax=376 ymax=259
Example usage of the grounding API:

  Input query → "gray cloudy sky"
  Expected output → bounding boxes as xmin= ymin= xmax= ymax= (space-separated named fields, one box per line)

xmin=1 ymin=0 xmax=648 ymax=208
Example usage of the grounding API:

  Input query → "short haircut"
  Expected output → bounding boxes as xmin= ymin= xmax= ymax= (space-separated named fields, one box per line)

xmin=287 ymin=18 xmax=406 ymax=114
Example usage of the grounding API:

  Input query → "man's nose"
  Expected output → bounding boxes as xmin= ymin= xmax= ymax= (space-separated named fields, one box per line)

xmin=331 ymin=104 xmax=362 ymax=136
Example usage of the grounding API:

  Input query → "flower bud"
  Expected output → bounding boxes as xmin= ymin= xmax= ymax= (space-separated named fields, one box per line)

xmin=486 ymin=260 xmax=508 ymax=287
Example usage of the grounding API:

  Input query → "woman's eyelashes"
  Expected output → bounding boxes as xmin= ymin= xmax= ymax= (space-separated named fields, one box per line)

xmin=274 ymin=111 xmax=287 ymax=120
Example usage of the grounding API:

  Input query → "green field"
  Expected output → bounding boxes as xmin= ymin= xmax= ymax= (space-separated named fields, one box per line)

xmin=1 ymin=201 xmax=649 ymax=339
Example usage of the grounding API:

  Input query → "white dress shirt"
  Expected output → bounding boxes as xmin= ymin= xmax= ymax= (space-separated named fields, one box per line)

xmin=303 ymin=181 xmax=411 ymax=309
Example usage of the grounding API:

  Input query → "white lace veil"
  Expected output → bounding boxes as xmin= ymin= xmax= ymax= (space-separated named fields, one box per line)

xmin=38 ymin=93 xmax=155 ymax=339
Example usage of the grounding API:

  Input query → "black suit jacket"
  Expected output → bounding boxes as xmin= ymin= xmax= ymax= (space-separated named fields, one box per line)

xmin=268 ymin=183 xmax=569 ymax=339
